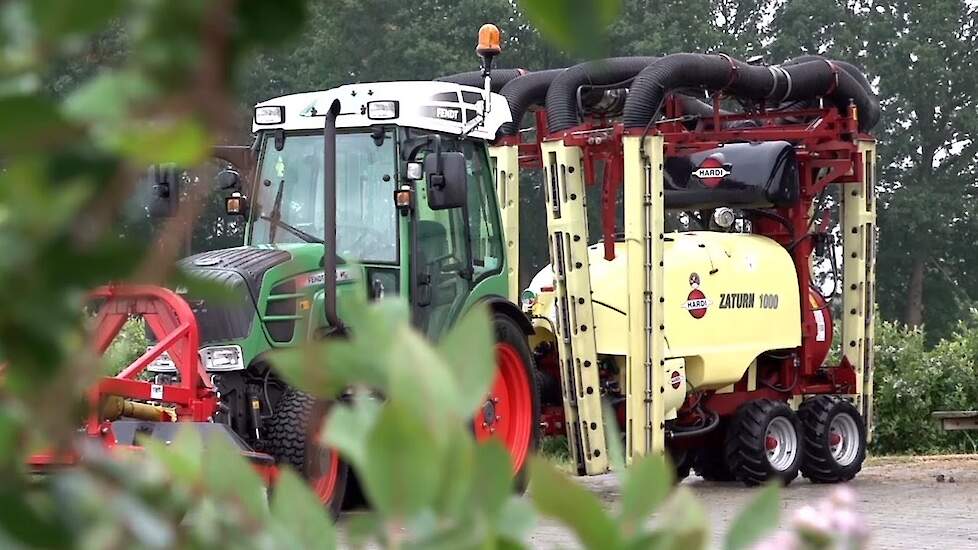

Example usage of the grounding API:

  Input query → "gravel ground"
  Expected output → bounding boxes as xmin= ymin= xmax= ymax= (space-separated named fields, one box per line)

xmin=526 ymin=455 xmax=978 ymax=549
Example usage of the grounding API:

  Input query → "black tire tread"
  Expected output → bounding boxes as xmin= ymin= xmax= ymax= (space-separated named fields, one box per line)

xmin=798 ymin=396 xmax=866 ymax=483
xmin=264 ymin=388 xmax=348 ymax=515
xmin=264 ymin=388 xmax=315 ymax=473
xmin=693 ymin=443 xmax=736 ymax=482
xmin=724 ymin=399 xmax=802 ymax=486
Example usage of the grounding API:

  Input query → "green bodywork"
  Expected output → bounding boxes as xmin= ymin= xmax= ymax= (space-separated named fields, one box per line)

xmin=186 ymin=126 xmax=511 ymax=371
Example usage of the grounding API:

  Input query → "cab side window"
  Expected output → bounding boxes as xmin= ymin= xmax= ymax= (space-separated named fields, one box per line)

xmin=462 ymin=140 xmax=503 ymax=280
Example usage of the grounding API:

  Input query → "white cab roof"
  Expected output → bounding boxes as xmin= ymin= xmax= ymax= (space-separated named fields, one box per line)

xmin=253 ymin=81 xmax=512 ymax=140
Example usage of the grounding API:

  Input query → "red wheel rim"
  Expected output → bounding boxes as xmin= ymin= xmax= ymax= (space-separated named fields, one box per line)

xmin=474 ymin=342 xmax=534 ymax=473
xmin=310 ymin=451 xmax=341 ymax=504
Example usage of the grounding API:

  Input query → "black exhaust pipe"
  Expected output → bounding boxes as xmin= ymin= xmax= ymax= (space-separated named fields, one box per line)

xmin=322 ymin=99 xmax=344 ymax=331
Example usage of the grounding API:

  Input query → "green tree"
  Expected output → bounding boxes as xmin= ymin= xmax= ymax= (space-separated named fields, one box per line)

xmin=769 ymin=0 xmax=978 ymax=340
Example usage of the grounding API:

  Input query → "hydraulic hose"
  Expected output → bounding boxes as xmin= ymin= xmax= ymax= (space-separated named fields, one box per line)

xmin=543 ymin=56 xmax=730 ymax=134
xmin=546 ymin=57 xmax=659 ymax=133
xmin=622 ymin=53 xmax=879 ymax=132
xmin=782 ymin=55 xmax=880 ymax=131
xmin=497 ymin=68 xmax=565 ymax=136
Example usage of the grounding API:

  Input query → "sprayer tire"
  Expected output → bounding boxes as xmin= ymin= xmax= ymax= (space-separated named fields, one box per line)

xmin=725 ymin=399 xmax=803 ymax=486
xmin=265 ymin=388 xmax=349 ymax=517
xmin=693 ymin=447 xmax=736 ymax=482
xmin=798 ymin=396 xmax=866 ymax=483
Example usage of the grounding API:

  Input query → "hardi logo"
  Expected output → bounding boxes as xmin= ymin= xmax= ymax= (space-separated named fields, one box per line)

xmin=693 ymin=156 xmax=731 ymax=188
xmin=682 ymin=272 xmax=711 ymax=319
xmin=670 ymin=370 xmax=683 ymax=389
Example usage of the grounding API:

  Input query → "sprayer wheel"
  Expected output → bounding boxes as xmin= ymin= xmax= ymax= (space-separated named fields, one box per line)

xmin=725 ymin=399 xmax=803 ymax=486
xmin=693 ymin=446 xmax=736 ymax=482
xmin=798 ymin=396 xmax=866 ymax=483
xmin=265 ymin=388 xmax=349 ymax=517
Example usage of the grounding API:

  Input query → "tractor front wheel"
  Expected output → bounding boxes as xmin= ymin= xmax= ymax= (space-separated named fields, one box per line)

xmin=265 ymin=388 xmax=349 ymax=517
xmin=798 ymin=396 xmax=866 ymax=483
xmin=725 ymin=399 xmax=803 ymax=486
xmin=473 ymin=314 xmax=541 ymax=492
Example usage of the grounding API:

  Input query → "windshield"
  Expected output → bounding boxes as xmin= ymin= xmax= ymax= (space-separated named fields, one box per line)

xmin=250 ymin=131 xmax=398 ymax=263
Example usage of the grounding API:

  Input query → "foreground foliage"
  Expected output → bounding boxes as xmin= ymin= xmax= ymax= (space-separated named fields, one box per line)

xmin=0 ymin=1 xmax=878 ymax=549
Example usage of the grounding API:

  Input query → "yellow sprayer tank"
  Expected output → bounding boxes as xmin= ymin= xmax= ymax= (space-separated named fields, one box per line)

xmin=533 ymin=231 xmax=801 ymax=390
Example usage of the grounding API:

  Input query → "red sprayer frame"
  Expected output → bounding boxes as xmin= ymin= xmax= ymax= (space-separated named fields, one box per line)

xmin=27 ymin=285 xmax=220 ymax=467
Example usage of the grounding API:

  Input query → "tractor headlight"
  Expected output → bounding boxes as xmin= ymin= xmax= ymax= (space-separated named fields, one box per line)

xmin=200 ymin=345 xmax=245 ymax=372
xmin=367 ymin=101 xmax=398 ymax=120
xmin=255 ymin=105 xmax=285 ymax=125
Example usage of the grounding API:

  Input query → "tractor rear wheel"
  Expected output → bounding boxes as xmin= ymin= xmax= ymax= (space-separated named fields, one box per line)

xmin=265 ymin=388 xmax=349 ymax=517
xmin=798 ymin=396 xmax=866 ymax=483
xmin=473 ymin=314 xmax=541 ymax=492
xmin=725 ymin=399 xmax=803 ymax=486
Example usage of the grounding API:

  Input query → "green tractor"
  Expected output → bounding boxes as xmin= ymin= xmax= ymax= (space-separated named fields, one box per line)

xmin=133 ymin=32 xmax=539 ymax=512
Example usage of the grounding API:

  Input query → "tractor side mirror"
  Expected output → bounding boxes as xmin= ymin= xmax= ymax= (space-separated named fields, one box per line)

xmin=147 ymin=163 xmax=179 ymax=218
xmin=424 ymin=151 xmax=467 ymax=210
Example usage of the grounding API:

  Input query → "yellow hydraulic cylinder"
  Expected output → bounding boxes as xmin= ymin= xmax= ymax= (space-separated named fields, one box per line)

xmin=100 ymin=395 xmax=177 ymax=423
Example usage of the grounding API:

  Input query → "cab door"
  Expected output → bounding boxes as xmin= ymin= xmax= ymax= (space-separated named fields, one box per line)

xmin=412 ymin=138 xmax=503 ymax=339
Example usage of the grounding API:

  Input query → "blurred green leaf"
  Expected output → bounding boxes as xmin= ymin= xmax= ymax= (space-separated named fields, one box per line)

xmin=619 ymin=454 xmax=672 ymax=534
xmin=322 ymin=395 xmax=382 ymax=471
xmin=470 ymin=438 xmax=514 ymax=517
xmin=496 ymin=496 xmax=537 ymax=543
xmin=29 ymin=0 xmax=125 ymax=39
xmin=201 ymin=435 xmax=268 ymax=521
xmin=431 ymin=425 xmax=476 ymax=515
xmin=271 ymin=469 xmax=337 ymax=549
xmin=437 ymin=306 xmax=496 ymax=414
xmin=0 ymin=484 xmax=72 ymax=547
xmin=361 ymin=401 xmax=442 ymax=518
xmin=386 ymin=326 xmax=461 ymax=425
xmin=658 ymin=488 xmax=708 ymax=550
xmin=529 ymin=457 xmax=622 ymax=549
xmin=113 ymin=118 xmax=209 ymax=166
xmin=0 ymin=95 xmax=70 ymax=152
xmin=63 ymin=70 xmax=156 ymax=125
xmin=141 ymin=425 xmax=204 ymax=485
xmin=724 ymin=483 xmax=780 ymax=550
xmin=518 ymin=0 xmax=621 ymax=57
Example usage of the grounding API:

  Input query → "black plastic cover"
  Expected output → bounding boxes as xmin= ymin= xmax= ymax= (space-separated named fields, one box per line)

xmin=663 ymin=141 xmax=799 ymax=210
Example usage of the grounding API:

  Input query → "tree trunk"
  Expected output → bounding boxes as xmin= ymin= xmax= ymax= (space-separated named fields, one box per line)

xmin=904 ymin=259 xmax=925 ymax=327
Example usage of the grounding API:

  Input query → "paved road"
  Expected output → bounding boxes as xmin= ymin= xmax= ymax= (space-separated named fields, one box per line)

xmin=527 ymin=456 xmax=978 ymax=549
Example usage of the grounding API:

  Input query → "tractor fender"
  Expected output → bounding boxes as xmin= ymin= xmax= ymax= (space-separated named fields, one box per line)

xmin=476 ymin=295 xmax=534 ymax=336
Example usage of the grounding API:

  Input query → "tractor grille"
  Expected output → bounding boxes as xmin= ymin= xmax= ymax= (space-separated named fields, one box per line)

xmin=264 ymin=279 xmax=297 ymax=343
